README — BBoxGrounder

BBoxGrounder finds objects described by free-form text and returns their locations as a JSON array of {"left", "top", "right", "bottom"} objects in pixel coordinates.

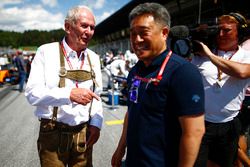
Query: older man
[{"left": 25, "top": 6, "right": 103, "bottom": 167}]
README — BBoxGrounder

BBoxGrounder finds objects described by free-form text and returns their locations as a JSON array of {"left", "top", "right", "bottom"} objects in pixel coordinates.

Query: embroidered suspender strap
[
  {"left": 59, "top": 44, "right": 66, "bottom": 88},
  {"left": 60, "top": 70, "right": 92, "bottom": 81},
  {"left": 58, "top": 43, "right": 93, "bottom": 82},
  {"left": 51, "top": 43, "right": 98, "bottom": 126}
]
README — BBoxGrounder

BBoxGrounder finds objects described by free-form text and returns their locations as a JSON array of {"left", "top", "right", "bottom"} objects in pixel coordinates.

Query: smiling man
[
  {"left": 25, "top": 6, "right": 103, "bottom": 167},
  {"left": 111, "top": 3, "right": 205, "bottom": 167}
]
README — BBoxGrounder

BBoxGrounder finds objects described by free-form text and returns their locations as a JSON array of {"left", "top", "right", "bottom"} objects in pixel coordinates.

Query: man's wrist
[{"left": 89, "top": 114, "right": 103, "bottom": 129}]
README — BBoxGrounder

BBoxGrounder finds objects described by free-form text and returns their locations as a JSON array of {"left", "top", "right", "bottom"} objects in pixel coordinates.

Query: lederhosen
[{"left": 38, "top": 42, "right": 97, "bottom": 167}]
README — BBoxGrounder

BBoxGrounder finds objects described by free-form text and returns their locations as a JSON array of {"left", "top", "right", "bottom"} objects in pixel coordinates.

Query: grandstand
[{"left": 91, "top": 0, "right": 249, "bottom": 56}]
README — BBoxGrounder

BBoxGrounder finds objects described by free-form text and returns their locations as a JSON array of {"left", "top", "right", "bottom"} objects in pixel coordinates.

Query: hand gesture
[{"left": 70, "top": 88, "right": 100, "bottom": 105}]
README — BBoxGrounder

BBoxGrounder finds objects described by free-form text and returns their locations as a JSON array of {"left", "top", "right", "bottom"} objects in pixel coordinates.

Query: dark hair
[{"left": 129, "top": 2, "right": 171, "bottom": 28}]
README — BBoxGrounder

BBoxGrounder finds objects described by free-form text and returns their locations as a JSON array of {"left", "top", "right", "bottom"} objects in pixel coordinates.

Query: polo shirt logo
[{"left": 192, "top": 94, "right": 200, "bottom": 103}]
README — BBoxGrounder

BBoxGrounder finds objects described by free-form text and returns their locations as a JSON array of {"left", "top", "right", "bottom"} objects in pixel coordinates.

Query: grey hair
[
  {"left": 65, "top": 5, "right": 94, "bottom": 25},
  {"left": 129, "top": 2, "right": 171, "bottom": 28}
]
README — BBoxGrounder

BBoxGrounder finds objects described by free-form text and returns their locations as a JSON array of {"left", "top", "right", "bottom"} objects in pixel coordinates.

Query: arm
[
  {"left": 237, "top": 135, "right": 250, "bottom": 166},
  {"left": 196, "top": 41, "right": 250, "bottom": 79},
  {"left": 111, "top": 112, "right": 128, "bottom": 167},
  {"left": 25, "top": 46, "right": 72, "bottom": 106},
  {"left": 178, "top": 114, "right": 205, "bottom": 167}
]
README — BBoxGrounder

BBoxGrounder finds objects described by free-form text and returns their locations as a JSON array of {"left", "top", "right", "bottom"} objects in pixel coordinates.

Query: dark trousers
[
  {"left": 238, "top": 96, "right": 250, "bottom": 134},
  {"left": 38, "top": 119, "right": 92, "bottom": 167},
  {"left": 18, "top": 71, "right": 26, "bottom": 92},
  {"left": 194, "top": 117, "right": 241, "bottom": 167}
]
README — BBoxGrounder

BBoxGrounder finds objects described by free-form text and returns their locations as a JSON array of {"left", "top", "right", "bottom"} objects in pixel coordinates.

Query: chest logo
[{"left": 192, "top": 94, "right": 201, "bottom": 103}]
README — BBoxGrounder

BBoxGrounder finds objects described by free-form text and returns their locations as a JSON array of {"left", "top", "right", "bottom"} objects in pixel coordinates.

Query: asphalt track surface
[{"left": 0, "top": 72, "right": 127, "bottom": 167}]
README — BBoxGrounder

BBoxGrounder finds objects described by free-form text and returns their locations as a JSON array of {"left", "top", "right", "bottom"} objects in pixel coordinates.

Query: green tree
[{"left": 0, "top": 29, "right": 65, "bottom": 48}]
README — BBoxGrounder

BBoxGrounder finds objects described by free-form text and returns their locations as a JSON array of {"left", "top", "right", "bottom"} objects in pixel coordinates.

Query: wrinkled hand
[
  {"left": 70, "top": 88, "right": 100, "bottom": 105},
  {"left": 111, "top": 146, "right": 126, "bottom": 167},
  {"left": 86, "top": 125, "right": 100, "bottom": 147}
]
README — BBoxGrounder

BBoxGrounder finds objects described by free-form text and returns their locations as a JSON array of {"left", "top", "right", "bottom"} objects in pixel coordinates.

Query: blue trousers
[{"left": 18, "top": 71, "right": 26, "bottom": 92}]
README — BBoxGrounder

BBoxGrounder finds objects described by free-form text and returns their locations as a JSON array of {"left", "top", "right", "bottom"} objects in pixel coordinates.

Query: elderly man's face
[
  {"left": 216, "top": 19, "right": 238, "bottom": 51},
  {"left": 65, "top": 8, "right": 95, "bottom": 52},
  {"left": 129, "top": 14, "right": 168, "bottom": 66}
]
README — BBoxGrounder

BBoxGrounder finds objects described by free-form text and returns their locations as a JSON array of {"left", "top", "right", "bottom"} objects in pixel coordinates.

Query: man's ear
[
  {"left": 162, "top": 26, "right": 169, "bottom": 40},
  {"left": 64, "top": 22, "right": 71, "bottom": 34}
]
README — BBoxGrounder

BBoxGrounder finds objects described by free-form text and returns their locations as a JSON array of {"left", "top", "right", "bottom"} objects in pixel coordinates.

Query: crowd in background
[
  {"left": 0, "top": 50, "right": 34, "bottom": 90},
  {"left": 102, "top": 48, "right": 138, "bottom": 90}
]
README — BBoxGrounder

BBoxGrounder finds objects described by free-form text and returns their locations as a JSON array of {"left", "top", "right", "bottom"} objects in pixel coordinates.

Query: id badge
[{"left": 129, "top": 78, "right": 141, "bottom": 103}]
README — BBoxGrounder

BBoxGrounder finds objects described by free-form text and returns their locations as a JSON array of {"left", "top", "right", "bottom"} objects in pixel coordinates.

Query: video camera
[
  {"left": 190, "top": 24, "right": 218, "bottom": 51},
  {"left": 169, "top": 24, "right": 219, "bottom": 58}
]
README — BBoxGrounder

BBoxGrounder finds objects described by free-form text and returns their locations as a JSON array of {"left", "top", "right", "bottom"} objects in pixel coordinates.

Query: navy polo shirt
[{"left": 125, "top": 49, "right": 204, "bottom": 167}]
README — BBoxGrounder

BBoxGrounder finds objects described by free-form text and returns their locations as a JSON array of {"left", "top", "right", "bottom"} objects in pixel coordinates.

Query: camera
[
  {"left": 169, "top": 24, "right": 218, "bottom": 58},
  {"left": 190, "top": 24, "right": 218, "bottom": 52}
]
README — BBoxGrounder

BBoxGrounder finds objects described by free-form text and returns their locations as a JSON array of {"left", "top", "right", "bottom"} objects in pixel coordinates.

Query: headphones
[
  {"left": 229, "top": 12, "right": 248, "bottom": 28},
  {"left": 228, "top": 12, "right": 248, "bottom": 42}
]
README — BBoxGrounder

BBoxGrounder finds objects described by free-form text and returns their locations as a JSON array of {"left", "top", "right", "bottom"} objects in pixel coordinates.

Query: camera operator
[
  {"left": 192, "top": 13, "right": 250, "bottom": 167},
  {"left": 193, "top": 41, "right": 250, "bottom": 78}
]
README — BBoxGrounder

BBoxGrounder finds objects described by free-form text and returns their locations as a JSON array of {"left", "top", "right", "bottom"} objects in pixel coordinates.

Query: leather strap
[
  {"left": 59, "top": 69, "right": 92, "bottom": 82},
  {"left": 59, "top": 45, "right": 66, "bottom": 87},
  {"left": 51, "top": 42, "right": 97, "bottom": 126},
  {"left": 50, "top": 43, "right": 65, "bottom": 127}
]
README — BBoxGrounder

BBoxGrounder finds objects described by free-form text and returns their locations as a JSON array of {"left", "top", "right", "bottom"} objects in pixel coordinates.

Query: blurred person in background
[
  {"left": 13, "top": 50, "right": 27, "bottom": 92},
  {"left": 104, "top": 51, "right": 128, "bottom": 90},
  {"left": 124, "top": 48, "right": 138, "bottom": 71}
]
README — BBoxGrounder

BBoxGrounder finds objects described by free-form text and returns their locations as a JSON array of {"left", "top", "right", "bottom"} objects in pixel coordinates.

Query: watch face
[{"left": 59, "top": 67, "right": 67, "bottom": 77}]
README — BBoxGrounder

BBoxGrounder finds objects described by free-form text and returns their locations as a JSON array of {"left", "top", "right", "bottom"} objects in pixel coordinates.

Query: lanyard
[
  {"left": 60, "top": 42, "right": 85, "bottom": 87},
  {"left": 135, "top": 50, "right": 172, "bottom": 87},
  {"left": 217, "top": 49, "right": 236, "bottom": 81}
]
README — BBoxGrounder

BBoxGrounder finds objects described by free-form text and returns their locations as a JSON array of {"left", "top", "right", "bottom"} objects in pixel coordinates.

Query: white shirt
[
  {"left": 25, "top": 39, "right": 103, "bottom": 128},
  {"left": 241, "top": 39, "right": 250, "bottom": 96},
  {"left": 109, "top": 57, "right": 128, "bottom": 78},
  {"left": 192, "top": 46, "right": 250, "bottom": 123},
  {"left": 124, "top": 50, "right": 138, "bottom": 69},
  {"left": 242, "top": 39, "right": 250, "bottom": 51}
]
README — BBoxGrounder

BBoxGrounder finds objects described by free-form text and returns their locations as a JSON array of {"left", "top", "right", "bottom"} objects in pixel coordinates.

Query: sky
[{"left": 0, "top": 0, "right": 131, "bottom": 32}]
